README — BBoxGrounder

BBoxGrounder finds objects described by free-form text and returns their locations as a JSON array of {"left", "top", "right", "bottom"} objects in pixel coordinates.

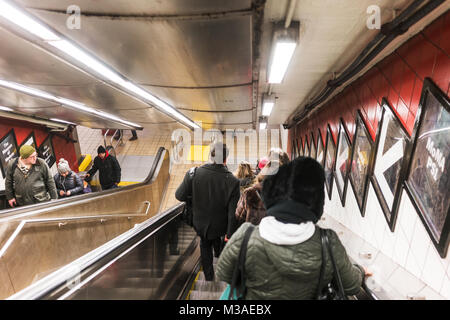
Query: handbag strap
[
  {"left": 229, "top": 225, "right": 255, "bottom": 299},
  {"left": 317, "top": 228, "right": 327, "bottom": 298},
  {"left": 322, "top": 229, "right": 347, "bottom": 299}
]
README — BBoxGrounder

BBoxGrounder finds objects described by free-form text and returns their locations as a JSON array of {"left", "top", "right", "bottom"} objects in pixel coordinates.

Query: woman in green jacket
[{"left": 216, "top": 156, "right": 368, "bottom": 299}]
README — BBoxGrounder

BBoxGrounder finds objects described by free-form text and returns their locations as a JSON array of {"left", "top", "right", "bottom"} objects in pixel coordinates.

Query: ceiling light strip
[
  {"left": 0, "top": 0, "right": 199, "bottom": 129},
  {"left": 0, "top": 79, "right": 139, "bottom": 129}
]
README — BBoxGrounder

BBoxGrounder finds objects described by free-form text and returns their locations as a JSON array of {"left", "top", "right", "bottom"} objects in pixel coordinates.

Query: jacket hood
[{"left": 256, "top": 217, "right": 319, "bottom": 277}]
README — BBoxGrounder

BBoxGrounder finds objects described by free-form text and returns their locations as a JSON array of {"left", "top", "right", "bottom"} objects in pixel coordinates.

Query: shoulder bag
[
  {"left": 219, "top": 225, "right": 255, "bottom": 300},
  {"left": 181, "top": 167, "right": 197, "bottom": 227},
  {"left": 316, "top": 228, "right": 348, "bottom": 300}
]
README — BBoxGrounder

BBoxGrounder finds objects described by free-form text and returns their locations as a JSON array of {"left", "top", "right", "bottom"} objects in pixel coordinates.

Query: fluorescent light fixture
[
  {"left": 0, "top": 0, "right": 60, "bottom": 41},
  {"left": 262, "top": 94, "right": 275, "bottom": 117},
  {"left": 0, "top": 0, "right": 199, "bottom": 129},
  {"left": 259, "top": 122, "right": 267, "bottom": 130},
  {"left": 0, "top": 79, "right": 141, "bottom": 129},
  {"left": 268, "top": 42, "right": 297, "bottom": 83},
  {"left": 49, "top": 40, "right": 125, "bottom": 85},
  {"left": 0, "top": 105, "right": 13, "bottom": 111},
  {"left": 0, "top": 79, "right": 55, "bottom": 101},
  {"left": 267, "top": 22, "right": 299, "bottom": 84},
  {"left": 50, "top": 118, "right": 76, "bottom": 126}
]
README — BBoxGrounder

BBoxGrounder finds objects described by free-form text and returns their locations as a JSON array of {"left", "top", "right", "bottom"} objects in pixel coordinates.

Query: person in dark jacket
[
  {"left": 85, "top": 146, "right": 121, "bottom": 190},
  {"left": 53, "top": 158, "right": 84, "bottom": 198},
  {"left": 175, "top": 142, "right": 240, "bottom": 281},
  {"left": 217, "top": 156, "right": 370, "bottom": 299}
]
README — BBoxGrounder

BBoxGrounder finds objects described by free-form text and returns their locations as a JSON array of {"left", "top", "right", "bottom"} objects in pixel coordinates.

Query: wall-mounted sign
[
  {"left": 19, "top": 132, "right": 37, "bottom": 151},
  {"left": 335, "top": 120, "right": 352, "bottom": 207},
  {"left": 310, "top": 132, "right": 317, "bottom": 160},
  {"left": 371, "top": 99, "right": 411, "bottom": 231},
  {"left": 404, "top": 78, "right": 449, "bottom": 258},
  {"left": 316, "top": 129, "right": 325, "bottom": 167},
  {"left": 38, "top": 135, "right": 56, "bottom": 168},
  {"left": 348, "top": 111, "right": 375, "bottom": 217},
  {"left": 324, "top": 124, "right": 336, "bottom": 200},
  {"left": 0, "top": 129, "right": 18, "bottom": 178}
]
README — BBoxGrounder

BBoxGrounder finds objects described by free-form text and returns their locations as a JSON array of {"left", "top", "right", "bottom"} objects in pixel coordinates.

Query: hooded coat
[
  {"left": 216, "top": 220, "right": 364, "bottom": 299},
  {"left": 87, "top": 151, "right": 121, "bottom": 189},
  {"left": 216, "top": 157, "right": 364, "bottom": 299}
]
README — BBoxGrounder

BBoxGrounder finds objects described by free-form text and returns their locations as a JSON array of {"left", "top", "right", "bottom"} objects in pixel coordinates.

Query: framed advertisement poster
[
  {"left": 0, "top": 129, "right": 18, "bottom": 178},
  {"left": 371, "top": 99, "right": 412, "bottom": 231},
  {"left": 304, "top": 135, "right": 310, "bottom": 157},
  {"left": 38, "top": 135, "right": 56, "bottom": 168},
  {"left": 348, "top": 111, "right": 375, "bottom": 217},
  {"left": 404, "top": 78, "right": 450, "bottom": 258},
  {"left": 310, "top": 132, "right": 317, "bottom": 160},
  {"left": 324, "top": 124, "right": 336, "bottom": 200},
  {"left": 316, "top": 129, "right": 325, "bottom": 167},
  {"left": 19, "top": 132, "right": 37, "bottom": 150},
  {"left": 334, "top": 120, "right": 352, "bottom": 207}
]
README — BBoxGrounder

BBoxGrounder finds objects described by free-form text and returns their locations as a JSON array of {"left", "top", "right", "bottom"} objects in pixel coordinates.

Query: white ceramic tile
[
  {"left": 397, "top": 190, "right": 418, "bottom": 243},
  {"left": 440, "top": 277, "right": 450, "bottom": 300},
  {"left": 387, "top": 267, "right": 426, "bottom": 299},
  {"left": 380, "top": 226, "right": 396, "bottom": 260},
  {"left": 409, "top": 220, "right": 431, "bottom": 273},
  {"left": 421, "top": 244, "right": 446, "bottom": 293},
  {"left": 392, "top": 228, "right": 410, "bottom": 268},
  {"left": 405, "top": 250, "right": 423, "bottom": 279},
  {"left": 417, "top": 285, "right": 446, "bottom": 300}
]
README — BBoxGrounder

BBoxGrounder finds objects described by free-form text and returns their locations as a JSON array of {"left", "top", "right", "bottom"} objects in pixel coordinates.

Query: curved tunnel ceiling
[{"left": 0, "top": 0, "right": 447, "bottom": 132}]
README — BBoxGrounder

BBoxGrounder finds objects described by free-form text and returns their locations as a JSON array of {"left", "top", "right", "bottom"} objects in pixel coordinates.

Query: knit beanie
[
  {"left": 97, "top": 145, "right": 106, "bottom": 154},
  {"left": 57, "top": 158, "right": 71, "bottom": 174},
  {"left": 19, "top": 145, "right": 36, "bottom": 159}
]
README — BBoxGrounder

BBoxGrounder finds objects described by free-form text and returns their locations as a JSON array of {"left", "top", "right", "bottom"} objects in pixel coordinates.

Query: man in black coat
[
  {"left": 86, "top": 146, "right": 121, "bottom": 190},
  {"left": 175, "top": 142, "right": 240, "bottom": 281}
]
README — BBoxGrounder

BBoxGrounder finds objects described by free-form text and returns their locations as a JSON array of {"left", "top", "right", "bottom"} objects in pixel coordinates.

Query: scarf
[{"left": 266, "top": 199, "right": 319, "bottom": 224}]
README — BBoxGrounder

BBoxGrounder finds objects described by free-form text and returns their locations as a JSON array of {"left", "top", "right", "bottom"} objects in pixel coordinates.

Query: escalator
[{"left": 7, "top": 204, "right": 378, "bottom": 300}]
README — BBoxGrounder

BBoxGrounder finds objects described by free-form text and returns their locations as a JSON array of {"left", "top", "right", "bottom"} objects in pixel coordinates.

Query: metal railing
[
  {"left": 7, "top": 203, "right": 185, "bottom": 300},
  {"left": 0, "top": 201, "right": 151, "bottom": 259}
]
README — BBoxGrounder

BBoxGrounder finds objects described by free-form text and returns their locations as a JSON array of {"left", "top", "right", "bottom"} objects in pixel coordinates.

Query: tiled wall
[{"left": 289, "top": 11, "right": 450, "bottom": 299}]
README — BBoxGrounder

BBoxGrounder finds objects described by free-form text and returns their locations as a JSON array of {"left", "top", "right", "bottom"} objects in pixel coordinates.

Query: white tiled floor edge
[{"left": 322, "top": 179, "right": 450, "bottom": 300}]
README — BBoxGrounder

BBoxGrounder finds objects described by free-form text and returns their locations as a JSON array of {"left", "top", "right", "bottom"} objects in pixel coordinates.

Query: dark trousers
[
  {"left": 199, "top": 236, "right": 224, "bottom": 281},
  {"left": 102, "top": 184, "right": 118, "bottom": 190}
]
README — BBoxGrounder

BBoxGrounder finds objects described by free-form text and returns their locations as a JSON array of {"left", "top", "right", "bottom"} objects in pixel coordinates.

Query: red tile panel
[
  {"left": 409, "top": 78, "right": 423, "bottom": 117},
  {"left": 292, "top": 12, "right": 449, "bottom": 160},
  {"left": 432, "top": 50, "right": 450, "bottom": 94}
]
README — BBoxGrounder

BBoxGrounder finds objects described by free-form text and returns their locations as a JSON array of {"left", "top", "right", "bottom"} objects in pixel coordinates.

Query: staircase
[{"left": 187, "top": 257, "right": 228, "bottom": 300}]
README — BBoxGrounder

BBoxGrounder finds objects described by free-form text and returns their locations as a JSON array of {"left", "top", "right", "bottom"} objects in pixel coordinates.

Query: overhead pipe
[
  {"left": 287, "top": 0, "right": 445, "bottom": 128},
  {"left": 284, "top": 0, "right": 298, "bottom": 28}
]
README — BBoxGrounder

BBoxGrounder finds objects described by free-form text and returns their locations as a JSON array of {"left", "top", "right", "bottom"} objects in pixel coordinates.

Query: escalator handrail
[
  {"left": 0, "top": 201, "right": 151, "bottom": 259},
  {"left": 0, "top": 147, "right": 167, "bottom": 223},
  {"left": 7, "top": 202, "right": 185, "bottom": 300}
]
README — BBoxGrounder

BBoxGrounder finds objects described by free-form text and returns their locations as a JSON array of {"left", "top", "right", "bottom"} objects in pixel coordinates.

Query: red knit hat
[{"left": 258, "top": 156, "right": 269, "bottom": 170}]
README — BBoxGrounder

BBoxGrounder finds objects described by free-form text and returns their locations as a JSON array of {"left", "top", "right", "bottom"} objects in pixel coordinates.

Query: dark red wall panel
[{"left": 291, "top": 10, "right": 450, "bottom": 146}]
